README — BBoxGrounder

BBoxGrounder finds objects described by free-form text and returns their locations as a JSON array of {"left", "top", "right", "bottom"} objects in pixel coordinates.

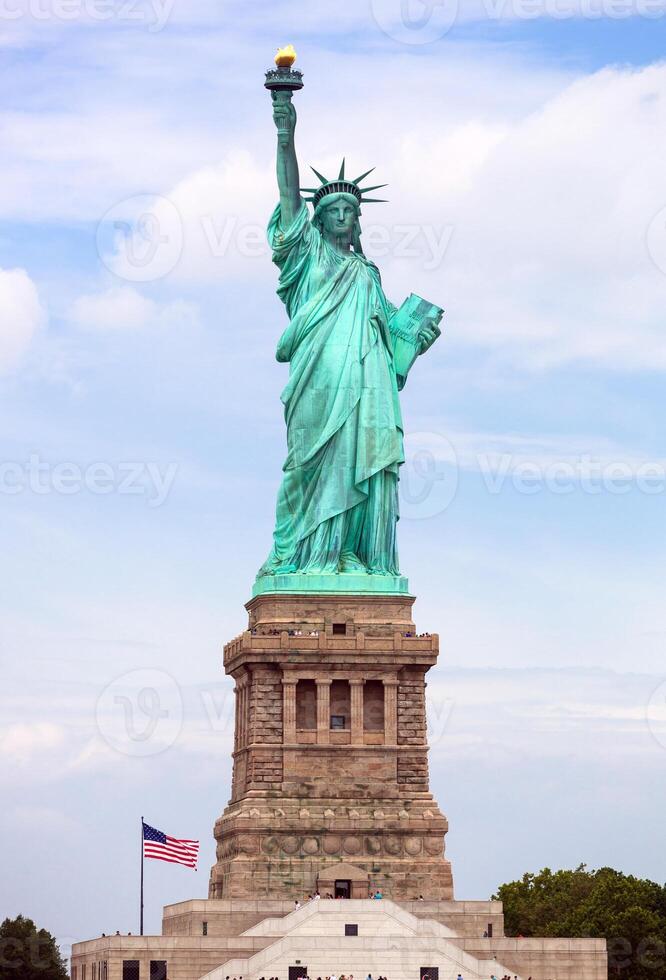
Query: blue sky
[{"left": 1, "top": 0, "right": 666, "bottom": 957}]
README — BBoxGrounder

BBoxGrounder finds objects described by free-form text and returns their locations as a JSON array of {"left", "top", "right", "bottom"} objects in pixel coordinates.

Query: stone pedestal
[
  {"left": 72, "top": 592, "right": 608, "bottom": 980},
  {"left": 209, "top": 592, "right": 453, "bottom": 901}
]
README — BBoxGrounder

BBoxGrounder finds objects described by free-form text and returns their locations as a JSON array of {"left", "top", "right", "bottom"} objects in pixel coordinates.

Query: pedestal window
[
  {"left": 296, "top": 679, "right": 317, "bottom": 730},
  {"left": 329, "top": 679, "right": 350, "bottom": 729},
  {"left": 363, "top": 679, "right": 384, "bottom": 731}
]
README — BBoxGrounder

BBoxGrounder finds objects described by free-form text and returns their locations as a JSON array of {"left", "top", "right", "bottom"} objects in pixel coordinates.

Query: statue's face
[{"left": 319, "top": 198, "right": 358, "bottom": 237}]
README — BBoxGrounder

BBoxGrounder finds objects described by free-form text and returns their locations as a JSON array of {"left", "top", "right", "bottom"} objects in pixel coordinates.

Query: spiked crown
[{"left": 301, "top": 159, "right": 388, "bottom": 210}]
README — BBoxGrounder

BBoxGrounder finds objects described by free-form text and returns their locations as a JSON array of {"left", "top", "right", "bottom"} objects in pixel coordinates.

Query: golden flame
[{"left": 275, "top": 44, "right": 297, "bottom": 68}]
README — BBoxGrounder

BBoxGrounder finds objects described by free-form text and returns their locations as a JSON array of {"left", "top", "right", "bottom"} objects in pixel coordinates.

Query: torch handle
[
  {"left": 272, "top": 90, "right": 293, "bottom": 130},
  {"left": 271, "top": 90, "right": 294, "bottom": 147}
]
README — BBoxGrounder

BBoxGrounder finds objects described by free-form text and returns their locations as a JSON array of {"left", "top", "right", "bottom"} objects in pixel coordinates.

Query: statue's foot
[
  {"left": 339, "top": 552, "right": 367, "bottom": 574},
  {"left": 365, "top": 562, "right": 400, "bottom": 576},
  {"left": 258, "top": 561, "right": 298, "bottom": 576}
]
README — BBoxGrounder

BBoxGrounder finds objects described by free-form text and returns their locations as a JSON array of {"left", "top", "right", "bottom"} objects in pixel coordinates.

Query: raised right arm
[{"left": 272, "top": 93, "right": 302, "bottom": 227}]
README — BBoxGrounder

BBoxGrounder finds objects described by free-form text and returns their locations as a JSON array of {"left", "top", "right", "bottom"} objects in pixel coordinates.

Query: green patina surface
[
  {"left": 252, "top": 571, "right": 411, "bottom": 599},
  {"left": 255, "top": 67, "right": 442, "bottom": 598}
]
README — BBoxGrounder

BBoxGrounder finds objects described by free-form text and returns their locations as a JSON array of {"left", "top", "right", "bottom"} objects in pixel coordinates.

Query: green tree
[
  {"left": 0, "top": 915, "right": 68, "bottom": 980},
  {"left": 494, "top": 865, "right": 666, "bottom": 979}
]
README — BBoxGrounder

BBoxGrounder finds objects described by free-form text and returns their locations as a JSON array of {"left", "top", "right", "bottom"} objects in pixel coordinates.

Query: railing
[{"left": 224, "top": 630, "right": 439, "bottom": 659}]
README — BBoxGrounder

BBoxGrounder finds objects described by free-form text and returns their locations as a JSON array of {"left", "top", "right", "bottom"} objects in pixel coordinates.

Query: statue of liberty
[{"left": 256, "top": 51, "right": 443, "bottom": 596}]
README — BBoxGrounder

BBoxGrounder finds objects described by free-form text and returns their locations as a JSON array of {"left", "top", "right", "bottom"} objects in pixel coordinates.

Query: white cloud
[
  {"left": 427, "top": 666, "right": 663, "bottom": 764},
  {"left": 0, "top": 267, "right": 45, "bottom": 372},
  {"left": 0, "top": 105, "right": 226, "bottom": 222},
  {"left": 102, "top": 152, "right": 275, "bottom": 284},
  {"left": 69, "top": 286, "right": 199, "bottom": 331},
  {"left": 7, "top": 804, "right": 81, "bottom": 836},
  {"left": 383, "top": 63, "right": 666, "bottom": 370},
  {"left": 0, "top": 722, "right": 66, "bottom": 763}
]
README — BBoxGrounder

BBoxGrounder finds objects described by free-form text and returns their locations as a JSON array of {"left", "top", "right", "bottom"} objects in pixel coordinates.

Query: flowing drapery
[{"left": 259, "top": 201, "right": 403, "bottom": 576}]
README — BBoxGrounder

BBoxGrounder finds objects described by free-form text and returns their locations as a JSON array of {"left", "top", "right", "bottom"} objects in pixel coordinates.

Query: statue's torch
[{"left": 264, "top": 45, "right": 303, "bottom": 145}]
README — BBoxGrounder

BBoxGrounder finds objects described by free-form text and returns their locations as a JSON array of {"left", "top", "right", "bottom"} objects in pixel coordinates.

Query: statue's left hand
[{"left": 417, "top": 318, "right": 441, "bottom": 354}]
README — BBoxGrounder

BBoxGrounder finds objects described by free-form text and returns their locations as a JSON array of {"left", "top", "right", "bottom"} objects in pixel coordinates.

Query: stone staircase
[
  {"left": 199, "top": 899, "right": 521, "bottom": 980},
  {"left": 240, "top": 899, "right": 458, "bottom": 939}
]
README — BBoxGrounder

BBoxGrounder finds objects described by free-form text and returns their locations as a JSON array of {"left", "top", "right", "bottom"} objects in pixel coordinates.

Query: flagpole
[{"left": 140, "top": 816, "right": 144, "bottom": 937}]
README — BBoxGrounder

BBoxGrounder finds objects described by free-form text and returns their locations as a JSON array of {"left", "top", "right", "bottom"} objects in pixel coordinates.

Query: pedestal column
[
  {"left": 350, "top": 677, "right": 364, "bottom": 744},
  {"left": 234, "top": 683, "right": 240, "bottom": 751},
  {"left": 237, "top": 679, "right": 249, "bottom": 748},
  {"left": 245, "top": 680, "right": 251, "bottom": 746},
  {"left": 316, "top": 678, "right": 331, "bottom": 744},
  {"left": 384, "top": 679, "right": 399, "bottom": 744},
  {"left": 282, "top": 676, "right": 297, "bottom": 743}
]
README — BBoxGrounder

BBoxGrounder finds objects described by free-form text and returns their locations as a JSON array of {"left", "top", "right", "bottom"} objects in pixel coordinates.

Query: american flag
[{"left": 142, "top": 822, "right": 199, "bottom": 869}]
